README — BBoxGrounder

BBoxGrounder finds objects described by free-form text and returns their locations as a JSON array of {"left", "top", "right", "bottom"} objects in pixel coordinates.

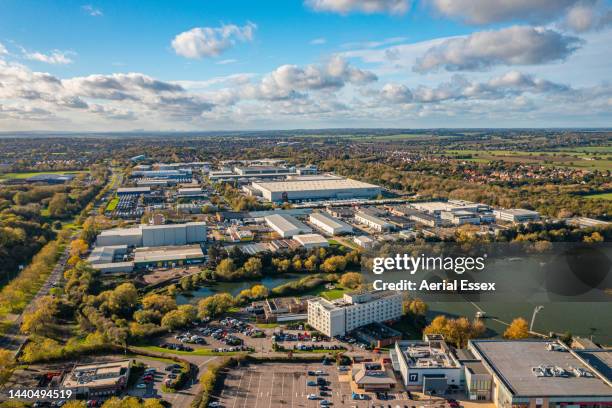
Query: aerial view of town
[{"left": 0, "top": 1, "right": 611, "bottom": 408}]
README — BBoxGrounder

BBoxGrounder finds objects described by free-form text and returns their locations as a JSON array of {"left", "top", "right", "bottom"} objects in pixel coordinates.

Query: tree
[
  {"left": 69, "top": 239, "right": 89, "bottom": 257},
  {"left": 504, "top": 317, "right": 530, "bottom": 339},
  {"left": 48, "top": 193, "right": 70, "bottom": 218},
  {"left": 106, "top": 283, "right": 138, "bottom": 316},
  {"left": 142, "top": 294, "right": 176, "bottom": 314},
  {"left": 243, "top": 257, "right": 263, "bottom": 276},
  {"left": 339, "top": 272, "right": 363, "bottom": 289},
  {"left": 215, "top": 258, "right": 237, "bottom": 278},
  {"left": 321, "top": 256, "right": 347, "bottom": 273},
  {"left": 198, "top": 293, "right": 234, "bottom": 319},
  {"left": 250, "top": 284, "right": 269, "bottom": 299},
  {"left": 423, "top": 315, "right": 485, "bottom": 347},
  {"left": 403, "top": 298, "right": 428, "bottom": 317}
]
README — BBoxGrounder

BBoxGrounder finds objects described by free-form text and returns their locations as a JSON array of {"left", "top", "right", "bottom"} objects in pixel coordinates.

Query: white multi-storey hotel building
[{"left": 307, "top": 291, "right": 403, "bottom": 337}]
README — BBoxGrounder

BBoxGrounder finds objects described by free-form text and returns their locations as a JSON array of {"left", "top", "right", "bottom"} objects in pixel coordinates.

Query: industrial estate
[{"left": 0, "top": 130, "right": 610, "bottom": 408}]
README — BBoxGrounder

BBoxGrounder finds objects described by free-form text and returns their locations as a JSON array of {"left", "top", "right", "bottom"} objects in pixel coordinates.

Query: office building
[
  {"left": 309, "top": 212, "right": 353, "bottom": 235},
  {"left": 95, "top": 222, "right": 206, "bottom": 247},
  {"left": 307, "top": 291, "right": 402, "bottom": 337},
  {"left": 493, "top": 208, "right": 540, "bottom": 223},
  {"left": 250, "top": 177, "right": 381, "bottom": 202},
  {"left": 355, "top": 211, "right": 394, "bottom": 232},
  {"left": 264, "top": 214, "right": 312, "bottom": 238},
  {"left": 391, "top": 334, "right": 464, "bottom": 394}
]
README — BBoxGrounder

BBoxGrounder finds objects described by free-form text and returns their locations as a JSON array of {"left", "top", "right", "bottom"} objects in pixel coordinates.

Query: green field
[
  {"left": 442, "top": 149, "right": 612, "bottom": 171},
  {"left": 105, "top": 196, "right": 119, "bottom": 211},
  {"left": 0, "top": 170, "right": 85, "bottom": 180},
  {"left": 583, "top": 192, "right": 612, "bottom": 200}
]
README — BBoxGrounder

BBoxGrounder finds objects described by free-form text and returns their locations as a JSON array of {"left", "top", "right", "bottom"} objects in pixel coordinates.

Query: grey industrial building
[
  {"left": 309, "top": 211, "right": 353, "bottom": 235},
  {"left": 95, "top": 222, "right": 207, "bottom": 247},
  {"left": 264, "top": 214, "right": 312, "bottom": 238},
  {"left": 250, "top": 177, "right": 381, "bottom": 202}
]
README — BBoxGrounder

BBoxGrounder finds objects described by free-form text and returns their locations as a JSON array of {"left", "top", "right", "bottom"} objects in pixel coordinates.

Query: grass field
[
  {"left": 443, "top": 149, "right": 612, "bottom": 171},
  {"left": 320, "top": 287, "right": 348, "bottom": 300},
  {"left": 0, "top": 170, "right": 85, "bottom": 180},
  {"left": 583, "top": 192, "right": 612, "bottom": 200},
  {"left": 105, "top": 196, "right": 119, "bottom": 211}
]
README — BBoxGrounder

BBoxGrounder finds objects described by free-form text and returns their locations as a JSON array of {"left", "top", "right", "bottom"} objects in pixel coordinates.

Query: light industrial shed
[
  {"left": 264, "top": 214, "right": 312, "bottom": 238},
  {"left": 251, "top": 177, "right": 381, "bottom": 202}
]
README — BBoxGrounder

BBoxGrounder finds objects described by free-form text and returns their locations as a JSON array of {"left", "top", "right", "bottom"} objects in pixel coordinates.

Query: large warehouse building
[
  {"left": 309, "top": 211, "right": 353, "bottom": 235},
  {"left": 264, "top": 214, "right": 312, "bottom": 238},
  {"left": 96, "top": 222, "right": 207, "bottom": 247},
  {"left": 250, "top": 176, "right": 381, "bottom": 202}
]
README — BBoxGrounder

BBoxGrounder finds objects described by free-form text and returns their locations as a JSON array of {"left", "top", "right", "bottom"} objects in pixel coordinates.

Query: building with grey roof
[
  {"left": 468, "top": 339, "right": 612, "bottom": 407},
  {"left": 264, "top": 214, "right": 312, "bottom": 238},
  {"left": 309, "top": 211, "right": 353, "bottom": 235},
  {"left": 251, "top": 177, "right": 381, "bottom": 202}
]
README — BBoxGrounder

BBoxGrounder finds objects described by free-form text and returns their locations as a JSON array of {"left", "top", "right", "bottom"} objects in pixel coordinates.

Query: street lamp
[{"left": 530, "top": 305, "right": 544, "bottom": 332}]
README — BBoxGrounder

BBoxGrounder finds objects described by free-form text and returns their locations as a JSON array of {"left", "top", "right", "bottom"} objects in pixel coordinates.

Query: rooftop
[
  {"left": 133, "top": 244, "right": 204, "bottom": 263},
  {"left": 252, "top": 177, "right": 379, "bottom": 192},
  {"left": 294, "top": 233, "right": 328, "bottom": 246},
  {"left": 471, "top": 340, "right": 612, "bottom": 397},
  {"left": 264, "top": 214, "right": 312, "bottom": 233},
  {"left": 62, "top": 360, "right": 130, "bottom": 389},
  {"left": 310, "top": 211, "right": 353, "bottom": 229}
]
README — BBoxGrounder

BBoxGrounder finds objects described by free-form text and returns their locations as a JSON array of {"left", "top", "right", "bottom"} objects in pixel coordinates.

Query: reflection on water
[{"left": 175, "top": 274, "right": 302, "bottom": 305}]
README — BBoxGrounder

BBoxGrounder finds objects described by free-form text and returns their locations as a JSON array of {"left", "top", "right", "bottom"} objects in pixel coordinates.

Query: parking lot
[{"left": 212, "top": 361, "right": 464, "bottom": 408}]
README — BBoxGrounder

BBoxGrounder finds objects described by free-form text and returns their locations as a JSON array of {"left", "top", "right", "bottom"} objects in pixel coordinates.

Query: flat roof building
[
  {"left": 493, "top": 208, "right": 540, "bottom": 223},
  {"left": 354, "top": 235, "right": 375, "bottom": 249},
  {"left": 251, "top": 177, "right": 381, "bottom": 202},
  {"left": 468, "top": 340, "right": 612, "bottom": 407},
  {"left": 355, "top": 211, "right": 394, "bottom": 232},
  {"left": 264, "top": 214, "right": 312, "bottom": 238},
  {"left": 177, "top": 187, "right": 205, "bottom": 197},
  {"left": 117, "top": 187, "right": 150, "bottom": 195},
  {"left": 307, "top": 291, "right": 402, "bottom": 337},
  {"left": 95, "top": 222, "right": 206, "bottom": 247},
  {"left": 62, "top": 360, "right": 131, "bottom": 399},
  {"left": 293, "top": 233, "right": 329, "bottom": 249},
  {"left": 309, "top": 211, "right": 353, "bottom": 235},
  {"left": 392, "top": 335, "right": 464, "bottom": 394},
  {"left": 133, "top": 244, "right": 205, "bottom": 268}
]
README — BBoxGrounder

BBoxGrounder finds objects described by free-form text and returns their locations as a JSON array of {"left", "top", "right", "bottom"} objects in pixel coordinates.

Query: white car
[
  {"left": 307, "top": 394, "right": 318, "bottom": 400},
  {"left": 136, "top": 383, "right": 146, "bottom": 389}
]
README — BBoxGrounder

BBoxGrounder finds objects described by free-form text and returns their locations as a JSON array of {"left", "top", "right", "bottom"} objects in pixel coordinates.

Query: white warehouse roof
[
  {"left": 264, "top": 214, "right": 312, "bottom": 238},
  {"left": 309, "top": 212, "right": 353, "bottom": 234},
  {"left": 253, "top": 178, "right": 378, "bottom": 193}
]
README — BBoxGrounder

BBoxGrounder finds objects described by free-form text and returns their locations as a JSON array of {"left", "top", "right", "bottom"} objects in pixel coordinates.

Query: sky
[{"left": 0, "top": 0, "right": 611, "bottom": 131}]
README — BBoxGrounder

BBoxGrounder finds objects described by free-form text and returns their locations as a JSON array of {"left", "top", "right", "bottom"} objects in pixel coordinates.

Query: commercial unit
[
  {"left": 264, "top": 214, "right": 312, "bottom": 238},
  {"left": 176, "top": 187, "right": 205, "bottom": 198},
  {"left": 493, "top": 208, "right": 540, "bottom": 223},
  {"left": 441, "top": 210, "right": 481, "bottom": 225},
  {"left": 351, "top": 361, "right": 397, "bottom": 392},
  {"left": 309, "top": 211, "right": 353, "bottom": 235},
  {"left": 62, "top": 360, "right": 131, "bottom": 399},
  {"left": 87, "top": 245, "right": 128, "bottom": 265},
  {"left": 251, "top": 177, "right": 381, "bottom": 202},
  {"left": 25, "top": 173, "right": 75, "bottom": 184},
  {"left": 133, "top": 244, "right": 205, "bottom": 268},
  {"left": 565, "top": 217, "right": 610, "bottom": 228},
  {"left": 307, "top": 291, "right": 402, "bottom": 337},
  {"left": 131, "top": 169, "right": 191, "bottom": 180},
  {"left": 234, "top": 165, "right": 294, "bottom": 176},
  {"left": 391, "top": 335, "right": 464, "bottom": 394},
  {"left": 293, "top": 233, "right": 329, "bottom": 249},
  {"left": 116, "top": 187, "right": 150, "bottom": 195},
  {"left": 355, "top": 211, "right": 394, "bottom": 232},
  {"left": 354, "top": 235, "right": 375, "bottom": 249},
  {"left": 95, "top": 222, "right": 207, "bottom": 247},
  {"left": 468, "top": 339, "right": 612, "bottom": 407}
]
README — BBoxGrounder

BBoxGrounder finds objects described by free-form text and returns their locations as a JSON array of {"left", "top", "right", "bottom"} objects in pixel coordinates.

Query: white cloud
[
  {"left": 562, "top": 1, "right": 612, "bottom": 32},
  {"left": 305, "top": 0, "right": 410, "bottom": 15},
  {"left": 430, "top": 0, "right": 580, "bottom": 25},
  {"left": 216, "top": 59, "right": 238, "bottom": 65},
  {"left": 310, "top": 37, "right": 327, "bottom": 45},
  {"left": 82, "top": 4, "right": 103, "bottom": 17},
  {"left": 23, "top": 50, "right": 74, "bottom": 65},
  {"left": 171, "top": 23, "right": 256, "bottom": 59},
  {"left": 378, "top": 71, "right": 571, "bottom": 104},
  {"left": 0, "top": 42, "right": 7, "bottom": 55},
  {"left": 414, "top": 26, "right": 582, "bottom": 72},
  {"left": 242, "top": 56, "right": 377, "bottom": 100}
]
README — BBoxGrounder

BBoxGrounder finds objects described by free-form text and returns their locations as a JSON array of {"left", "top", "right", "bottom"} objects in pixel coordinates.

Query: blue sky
[{"left": 0, "top": 0, "right": 611, "bottom": 130}]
